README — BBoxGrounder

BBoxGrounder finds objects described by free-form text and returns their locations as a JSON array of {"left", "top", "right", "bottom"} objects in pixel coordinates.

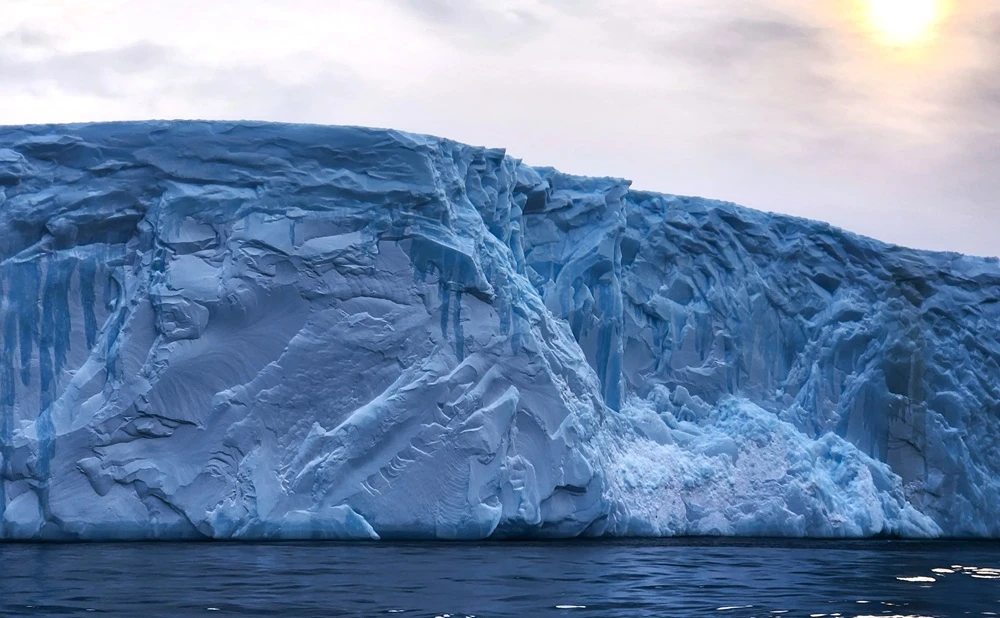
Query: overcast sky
[{"left": 1, "top": 0, "right": 997, "bottom": 256}]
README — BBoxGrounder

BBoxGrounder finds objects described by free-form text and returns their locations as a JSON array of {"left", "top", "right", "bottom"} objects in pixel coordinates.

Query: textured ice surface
[{"left": 0, "top": 121, "right": 997, "bottom": 540}]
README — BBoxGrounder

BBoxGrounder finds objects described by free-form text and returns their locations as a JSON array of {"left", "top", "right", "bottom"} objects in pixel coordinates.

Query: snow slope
[{"left": 0, "top": 121, "right": 996, "bottom": 540}]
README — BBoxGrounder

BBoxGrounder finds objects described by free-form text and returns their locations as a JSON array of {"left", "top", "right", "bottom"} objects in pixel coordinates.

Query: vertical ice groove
[
  {"left": 78, "top": 257, "right": 99, "bottom": 349},
  {"left": 12, "top": 261, "right": 41, "bottom": 387},
  {"left": 0, "top": 272, "right": 10, "bottom": 524}
]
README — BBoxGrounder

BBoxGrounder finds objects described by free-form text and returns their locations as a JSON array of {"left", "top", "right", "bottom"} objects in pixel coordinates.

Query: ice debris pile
[{"left": 1, "top": 121, "right": 997, "bottom": 540}]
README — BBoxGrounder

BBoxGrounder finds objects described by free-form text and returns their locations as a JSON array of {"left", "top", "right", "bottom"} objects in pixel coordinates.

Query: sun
[{"left": 863, "top": 0, "right": 946, "bottom": 47}]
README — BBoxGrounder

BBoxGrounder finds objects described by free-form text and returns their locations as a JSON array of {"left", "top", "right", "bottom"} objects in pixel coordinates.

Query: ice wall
[
  {"left": 616, "top": 193, "right": 1000, "bottom": 536},
  {"left": 0, "top": 121, "right": 996, "bottom": 540}
]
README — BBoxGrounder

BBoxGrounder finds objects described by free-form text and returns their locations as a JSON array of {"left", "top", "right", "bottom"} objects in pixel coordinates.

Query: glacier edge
[{"left": 0, "top": 121, "right": 997, "bottom": 540}]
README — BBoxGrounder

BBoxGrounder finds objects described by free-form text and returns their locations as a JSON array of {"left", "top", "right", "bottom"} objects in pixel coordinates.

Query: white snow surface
[{"left": 0, "top": 121, "right": 997, "bottom": 540}]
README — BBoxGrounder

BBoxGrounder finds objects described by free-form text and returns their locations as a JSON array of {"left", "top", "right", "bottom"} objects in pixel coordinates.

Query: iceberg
[{"left": 0, "top": 121, "right": 996, "bottom": 540}]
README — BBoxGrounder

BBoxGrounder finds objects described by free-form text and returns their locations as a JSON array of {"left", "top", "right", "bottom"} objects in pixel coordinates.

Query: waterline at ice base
[{"left": 1, "top": 121, "right": 997, "bottom": 541}]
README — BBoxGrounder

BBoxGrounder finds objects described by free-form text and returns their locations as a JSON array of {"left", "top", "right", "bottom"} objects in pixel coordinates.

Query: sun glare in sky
[{"left": 863, "top": 0, "right": 947, "bottom": 46}]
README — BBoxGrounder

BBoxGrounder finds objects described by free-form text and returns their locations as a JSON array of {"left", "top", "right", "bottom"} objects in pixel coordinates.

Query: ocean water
[{"left": 0, "top": 539, "right": 997, "bottom": 617}]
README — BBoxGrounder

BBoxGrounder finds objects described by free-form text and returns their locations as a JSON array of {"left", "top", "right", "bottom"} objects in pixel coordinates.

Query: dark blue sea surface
[{"left": 0, "top": 539, "right": 997, "bottom": 617}]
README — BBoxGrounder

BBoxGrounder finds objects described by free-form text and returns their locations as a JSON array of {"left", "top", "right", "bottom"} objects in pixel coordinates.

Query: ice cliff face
[{"left": 0, "top": 121, "right": 997, "bottom": 540}]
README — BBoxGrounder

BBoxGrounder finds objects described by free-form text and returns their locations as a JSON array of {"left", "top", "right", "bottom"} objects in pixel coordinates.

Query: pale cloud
[{"left": 0, "top": 0, "right": 996, "bottom": 256}]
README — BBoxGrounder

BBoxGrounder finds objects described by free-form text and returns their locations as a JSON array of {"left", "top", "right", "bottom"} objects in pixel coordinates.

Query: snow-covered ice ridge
[{"left": 1, "top": 121, "right": 997, "bottom": 541}]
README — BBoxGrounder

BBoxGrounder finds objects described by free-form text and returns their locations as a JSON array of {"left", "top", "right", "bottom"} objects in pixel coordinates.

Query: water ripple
[{"left": 0, "top": 540, "right": 997, "bottom": 617}]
